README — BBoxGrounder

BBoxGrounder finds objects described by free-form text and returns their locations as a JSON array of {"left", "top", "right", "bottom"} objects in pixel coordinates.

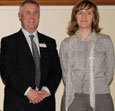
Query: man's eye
[
  {"left": 34, "top": 12, "right": 38, "bottom": 15},
  {"left": 26, "top": 12, "right": 31, "bottom": 14}
]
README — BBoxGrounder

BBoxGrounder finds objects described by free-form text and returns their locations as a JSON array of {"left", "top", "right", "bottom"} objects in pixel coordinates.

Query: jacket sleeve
[
  {"left": 43, "top": 39, "right": 62, "bottom": 95},
  {"left": 0, "top": 38, "right": 29, "bottom": 96},
  {"left": 59, "top": 39, "right": 68, "bottom": 85},
  {"left": 105, "top": 36, "right": 115, "bottom": 84}
]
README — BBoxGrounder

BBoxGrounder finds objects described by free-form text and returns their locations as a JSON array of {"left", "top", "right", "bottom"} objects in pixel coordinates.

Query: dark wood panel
[{"left": 0, "top": 0, "right": 115, "bottom": 6}]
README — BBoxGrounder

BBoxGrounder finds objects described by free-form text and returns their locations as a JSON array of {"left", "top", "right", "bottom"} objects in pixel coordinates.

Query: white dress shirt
[{"left": 21, "top": 28, "right": 50, "bottom": 96}]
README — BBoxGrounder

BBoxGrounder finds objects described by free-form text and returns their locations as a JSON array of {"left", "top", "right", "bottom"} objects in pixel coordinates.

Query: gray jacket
[{"left": 59, "top": 33, "right": 115, "bottom": 94}]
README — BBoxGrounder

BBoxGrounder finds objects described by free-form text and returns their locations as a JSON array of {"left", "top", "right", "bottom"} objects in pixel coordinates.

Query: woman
[{"left": 59, "top": 0, "right": 115, "bottom": 111}]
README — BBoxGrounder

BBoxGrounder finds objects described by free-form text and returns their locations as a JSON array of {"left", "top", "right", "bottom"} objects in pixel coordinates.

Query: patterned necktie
[{"left": 29, "top": 35, "right": 41, "bottom": 88}]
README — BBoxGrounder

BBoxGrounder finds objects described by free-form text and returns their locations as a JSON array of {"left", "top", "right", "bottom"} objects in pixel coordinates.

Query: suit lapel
[
  {"left": 17, "top": 30, "right": 33, "bottom": 59},
  {"left": 37, "top": 32, "right": 48, "bottom": 75},
  {"left": 17, "top": 31, "right": 47, "bottom": 62},
  {"left": 37, "top": 32, "right": 47, "bottom": 58}
]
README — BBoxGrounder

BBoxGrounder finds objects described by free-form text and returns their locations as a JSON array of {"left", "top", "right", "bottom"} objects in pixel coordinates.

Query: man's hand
[
  {"left": 26, "top": 88, "right": 43, "bottom": 104},
  {"left": 38, "top": 90, "right": 49, "bottom": 99}
]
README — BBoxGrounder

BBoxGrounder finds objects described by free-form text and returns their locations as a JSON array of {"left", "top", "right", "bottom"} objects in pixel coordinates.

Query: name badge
[{"left": 39, "top": 43, "right": 47, "bottom": 48}]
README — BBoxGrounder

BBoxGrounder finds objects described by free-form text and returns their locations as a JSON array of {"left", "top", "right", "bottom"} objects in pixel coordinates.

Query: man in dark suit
[{"left": 0, "top": 0, "right": 62, "bottom": 111}]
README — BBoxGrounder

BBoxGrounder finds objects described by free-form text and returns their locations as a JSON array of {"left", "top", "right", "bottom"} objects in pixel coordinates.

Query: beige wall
[{"left": 0, "top": 6, "right": 115, "bottom": 111}]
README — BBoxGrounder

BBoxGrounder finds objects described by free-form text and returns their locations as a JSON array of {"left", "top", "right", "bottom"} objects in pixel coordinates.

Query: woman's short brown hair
[{"left": 67, "top": 0, "right": 101, "bottom": 36}]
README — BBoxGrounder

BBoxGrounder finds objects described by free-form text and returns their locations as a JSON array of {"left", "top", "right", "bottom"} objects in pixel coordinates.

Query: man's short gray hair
[{"left": 19, "top": 0, "right": 40, "bottom": 13}]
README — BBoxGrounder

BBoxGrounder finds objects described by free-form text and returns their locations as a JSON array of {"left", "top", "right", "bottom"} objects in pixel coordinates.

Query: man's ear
[{"left": 18, "top": 12, "right": 21, "bottom": 21}]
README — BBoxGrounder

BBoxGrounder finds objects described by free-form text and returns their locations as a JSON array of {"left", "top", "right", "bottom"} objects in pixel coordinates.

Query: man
[{"left": 0, "top": 0, "right": 62, "bottom": 111}]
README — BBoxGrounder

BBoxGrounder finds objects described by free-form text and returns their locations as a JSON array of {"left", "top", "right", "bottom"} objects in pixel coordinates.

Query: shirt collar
[{"left": 21, "top": 28, "right": 38, "bottom": 38}]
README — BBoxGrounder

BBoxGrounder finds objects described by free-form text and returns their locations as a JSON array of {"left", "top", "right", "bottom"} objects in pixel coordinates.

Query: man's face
[{"left": 18, "top": 3, "right": 40, "bottom": 33}]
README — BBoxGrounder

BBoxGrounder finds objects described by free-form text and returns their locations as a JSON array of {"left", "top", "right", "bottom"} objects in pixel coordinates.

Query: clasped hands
[{"left": 26, "top": 88, "right": 48, "bottom": 104}]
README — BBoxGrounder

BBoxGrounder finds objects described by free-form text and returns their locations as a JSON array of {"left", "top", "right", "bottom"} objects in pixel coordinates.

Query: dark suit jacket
[{"left": 0, "top": 30, "right": 62, "bottom": 111}]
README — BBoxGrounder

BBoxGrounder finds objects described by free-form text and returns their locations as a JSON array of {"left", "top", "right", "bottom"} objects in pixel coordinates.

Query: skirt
[{"left": 61, "top": 93, "right": 114, "bottom": 111}]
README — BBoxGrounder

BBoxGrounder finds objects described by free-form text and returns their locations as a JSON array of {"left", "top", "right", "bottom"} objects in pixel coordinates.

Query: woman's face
[{"left": 76, "top": 8, "right": 94, "bottom": 30}]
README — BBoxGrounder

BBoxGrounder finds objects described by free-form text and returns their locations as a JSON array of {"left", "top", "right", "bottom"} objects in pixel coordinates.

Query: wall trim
[{"left": 0, "top": 6, "right": 115, "bottom": 11}]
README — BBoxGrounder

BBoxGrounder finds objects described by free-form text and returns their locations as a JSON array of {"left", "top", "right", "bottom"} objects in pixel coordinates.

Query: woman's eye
[
  {"left": 78, "top": 12, "right": 83, "bottom": 14},
  {"left": 88, "top": 12, "right": 91, "bottom": 14},
  {"left": 87, "top": 12, "right": 93, "bottom": 15}
]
